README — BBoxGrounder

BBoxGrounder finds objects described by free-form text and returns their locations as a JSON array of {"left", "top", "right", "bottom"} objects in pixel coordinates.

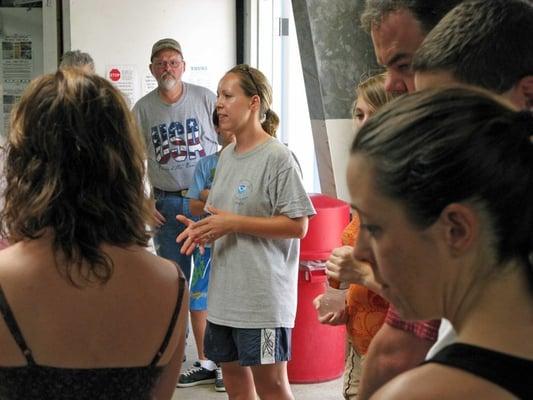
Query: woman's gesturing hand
[{"left": 175, "top": 205, "right": 236, "bottom": 256}]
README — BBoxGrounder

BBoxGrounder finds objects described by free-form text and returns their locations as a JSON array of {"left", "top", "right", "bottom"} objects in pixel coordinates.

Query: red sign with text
[{"left": 109, "top": 68, "right": 121, "bottom": 82}]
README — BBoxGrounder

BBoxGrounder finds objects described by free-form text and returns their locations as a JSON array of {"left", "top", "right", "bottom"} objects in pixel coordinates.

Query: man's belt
[{"left": 153, "top": 187, "right": 189, "bottom": 197}]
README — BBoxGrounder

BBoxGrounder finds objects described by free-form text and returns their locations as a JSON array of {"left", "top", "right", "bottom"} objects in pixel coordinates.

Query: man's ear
[
  {"left": 149, "top": 63, "right": 155, "bottom": 76},
  {"left": 508, "top": 75, "right": 533, "bottom": 110},
  {"left": 438, "top": 203, "right": 478, "bottom": 256}
]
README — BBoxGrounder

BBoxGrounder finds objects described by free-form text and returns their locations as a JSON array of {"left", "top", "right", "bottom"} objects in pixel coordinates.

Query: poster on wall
[
  {"left": 105, "top": 65, "right": 139, "bottom": 109},
  {"left": 0, "top": 34, "right": 33, "bottom": 136},
  {"left": 185, "top": 65, "right": 213, "bottom": 92},
  {"left": 142, "top": 71, "right": 157, "bottom": 97}
]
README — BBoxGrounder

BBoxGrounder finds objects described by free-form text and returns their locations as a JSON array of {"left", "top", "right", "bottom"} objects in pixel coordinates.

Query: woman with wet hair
[
  {"left": 0, "top": 69, "right": 188, "bottom": 399},
  {"left": 335, "top": 86, "right": 533, "bottom": 399}
]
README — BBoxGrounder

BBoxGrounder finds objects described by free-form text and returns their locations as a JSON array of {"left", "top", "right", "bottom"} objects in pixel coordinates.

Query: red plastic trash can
[
  {"left": 288, "top": 267, "right": 346, "bottom": 383},
  {"left": 288, "top": 194, "right": 350, "bottom": 383},
  {"left": 300, "top": 193, "right": 351, "bottom": 260}
]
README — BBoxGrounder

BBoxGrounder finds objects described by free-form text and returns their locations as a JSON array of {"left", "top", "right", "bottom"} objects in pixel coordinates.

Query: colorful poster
[{"left": 1, "top": 34, "right": 33, "bottom": 135}]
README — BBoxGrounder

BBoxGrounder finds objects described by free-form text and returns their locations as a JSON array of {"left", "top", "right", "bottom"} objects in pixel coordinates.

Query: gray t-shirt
[
  {"left": 132, "top": 83, "right": 218, "bottom": 191},
  {"left": 206, "top": 138, "right": 316, "bottom": 328}
]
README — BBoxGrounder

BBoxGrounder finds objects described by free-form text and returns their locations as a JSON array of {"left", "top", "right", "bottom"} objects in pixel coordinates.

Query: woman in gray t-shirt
[{"left": 177, "top": 65, "right": 315, "bottom": 399}]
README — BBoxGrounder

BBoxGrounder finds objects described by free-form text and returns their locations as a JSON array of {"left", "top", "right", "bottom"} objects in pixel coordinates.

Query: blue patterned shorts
[{"left": 204, "top": 321, "right": 292, "bottom": 366}]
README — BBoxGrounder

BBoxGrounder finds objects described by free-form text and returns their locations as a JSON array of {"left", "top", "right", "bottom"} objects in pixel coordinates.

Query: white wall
[
  {"left": 64, "top": 0, "right": 321, "bottom": 193},
  {"left": 286, "top": 11, "right": 319, "bottom": 193},
  {"left": 42, "top": 0, "right": 59, "bottom": 73},
  {"left": 64, "top": 0, "right": 236, "bottom": 102},
  {"left": 325, "top": 119, "right": 355, "bottom": 202},
  {"left": 249, "top": 0, "right": 320, "bottom": 193}
]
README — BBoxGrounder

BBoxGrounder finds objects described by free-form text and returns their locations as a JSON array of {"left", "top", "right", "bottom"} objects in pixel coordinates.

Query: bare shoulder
[
  {"left": 111, "top": 245, "right": 180, "bottom": 280},
  {"left": 371, "top": 364, "right": 515, "bottom": 400},
  {"left": 0, "top": 244, "right": 16, "bottom": 268},
  {"left": 0, "top": 241, "right": 37, "bottom": 275}
]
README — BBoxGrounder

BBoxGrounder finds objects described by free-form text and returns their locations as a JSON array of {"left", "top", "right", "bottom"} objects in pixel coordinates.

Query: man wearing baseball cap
[{"left": 132, "top": 38, "right": 219, "bottom": 388}]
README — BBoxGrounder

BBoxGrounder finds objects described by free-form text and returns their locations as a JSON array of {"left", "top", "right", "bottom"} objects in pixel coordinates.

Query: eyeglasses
[{"left": 153, "top": 60, "right": 183, "bottom": 69}]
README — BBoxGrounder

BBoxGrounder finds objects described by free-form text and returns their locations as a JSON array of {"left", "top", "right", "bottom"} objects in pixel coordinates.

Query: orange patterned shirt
[{"left": 341, "top": 216, "right": 388, "bottom": 355}]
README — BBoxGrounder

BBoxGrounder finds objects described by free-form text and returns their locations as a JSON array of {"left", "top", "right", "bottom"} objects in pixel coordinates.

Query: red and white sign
[
  {"left": 106, "top": 65, "right": 139, "bottom": 108},
  {"left": 109, "top": 68, "right": 121, "bottom": 82}
]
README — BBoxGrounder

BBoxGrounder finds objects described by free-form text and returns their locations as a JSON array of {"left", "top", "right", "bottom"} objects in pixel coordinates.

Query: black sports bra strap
[
  {"left": 0, "top": 285, "right": 36, "bottom": 365},
  {"left": 150, "top": 267, "right": 186, "bottom": 366}
]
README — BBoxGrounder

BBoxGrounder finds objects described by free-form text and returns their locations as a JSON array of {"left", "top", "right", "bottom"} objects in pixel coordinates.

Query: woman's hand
[
  {"left": 154, "top": 208, "right": 166, "bottom": 227},
  {"left": 192, "top": 205, "right": 235, "bottom": 242},
  {"left": 325, "top": 246, "right": 382, "bottom": 293},
  {"left": 149, "top": 198, "right": 166, "bottom": 228},
  {"left": 313, "top": 294, "right": 348, "bottom": 325},
  {"left": 176, "top": 205, "right": 235, "bottom": 255},
  {"left": 175, "top": 215, "right": 206, "bottom": 256}
]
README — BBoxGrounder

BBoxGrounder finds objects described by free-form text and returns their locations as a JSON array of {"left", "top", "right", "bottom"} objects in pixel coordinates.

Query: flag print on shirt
[{"left": 150, "top": 117, "right": 206, "bottom": 164}]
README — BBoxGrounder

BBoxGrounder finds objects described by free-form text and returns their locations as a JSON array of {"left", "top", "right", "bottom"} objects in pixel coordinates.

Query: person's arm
[
  {"left": 358, "top": 323, "right": 435, "bottom": 400},
  {"left": 188, "top": 188, "right": 211, "bottom": 217},
  {"left": 153, "top": 199, "right": 167, "bottom": 228},
  {"left": 200, "top": 205, "right": 308, "bottom": 239},
  {"left": 189, "top": 198, "right": 206, "bottom": 217},
  {"left": 176, "top": 208, "right": 308, "bottom": 256},
  {"left": 220, "top": 213, "right": 308, "bottom": 239},
  {"left": 151, "top": 285, "right": 189, "bottom": 400},
  {"left": 187, "top": 157, "right": 212, "bottom": 217},
  {"left": 131, "top": 105, "right": 166, "bottom": 229},
  {"left": 325, "top": 245, "right": 383, "bottom": 295}
]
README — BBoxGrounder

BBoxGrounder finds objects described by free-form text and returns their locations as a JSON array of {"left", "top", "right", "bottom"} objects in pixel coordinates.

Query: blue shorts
[
  {"left": 190, "top": 247, "right": 211, "bottom": 311},
  {"left": 204, "top": 321, "right": 292, "bottom": 366}
]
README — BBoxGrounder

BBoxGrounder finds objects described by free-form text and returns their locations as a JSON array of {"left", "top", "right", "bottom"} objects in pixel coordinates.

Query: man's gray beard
[{"left": 158, "top": 77, "right": 177, "bottom": 91}]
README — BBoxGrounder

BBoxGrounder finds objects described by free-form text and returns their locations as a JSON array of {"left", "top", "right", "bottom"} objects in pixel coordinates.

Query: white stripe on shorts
[{"left": 260, "top": 328, "right": 276, "bottom": 364}]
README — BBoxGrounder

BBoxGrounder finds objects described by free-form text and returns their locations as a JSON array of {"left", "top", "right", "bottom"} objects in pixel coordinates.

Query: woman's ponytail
[{"left": 261, "top": 109, "right": 279, "bottom": 137}]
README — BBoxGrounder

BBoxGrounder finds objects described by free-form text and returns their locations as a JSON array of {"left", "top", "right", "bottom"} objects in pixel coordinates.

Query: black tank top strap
[
  {"left": 426, "top": 343, "right": 533, "bottom": 399},
  {"left": 150, "top": 263, "right": 186, "bottom": 366},
  {"left": 0, "top": 285, "right": 36, "bottom": 365}
]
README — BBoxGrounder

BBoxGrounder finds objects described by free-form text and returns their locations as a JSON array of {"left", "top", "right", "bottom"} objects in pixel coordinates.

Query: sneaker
[
  {"left": 193, "top": 361, "right": 201, "bottom": 368},
  {"left": 214, "top": 367, "right": 226, "bottom": 392},
  {"left": 176, "top": 366, "right": 216, "bottom": 388}
]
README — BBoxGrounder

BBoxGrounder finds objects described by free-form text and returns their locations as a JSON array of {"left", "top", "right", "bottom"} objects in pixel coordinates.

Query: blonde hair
[
  {"left": 352, "top": 73, "right": 395, "bottom": 120},
  {"left": 226, "top": 64, "right": 280, "bottom": 137}
]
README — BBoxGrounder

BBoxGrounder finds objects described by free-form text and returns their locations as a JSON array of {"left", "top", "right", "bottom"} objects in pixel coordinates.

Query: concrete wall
[{"left": 292, "top": 0, "right": 378, "bottom": 200}]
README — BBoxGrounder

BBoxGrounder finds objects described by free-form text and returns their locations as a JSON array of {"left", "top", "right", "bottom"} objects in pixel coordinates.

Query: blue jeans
[{"left": 154, "top": 190, "right": 194, "bottom": 282}]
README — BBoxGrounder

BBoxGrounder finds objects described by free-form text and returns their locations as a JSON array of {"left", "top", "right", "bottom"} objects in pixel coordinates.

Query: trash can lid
[{"left": 300, "top": 249, "right": 332, "bottom": 260}]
